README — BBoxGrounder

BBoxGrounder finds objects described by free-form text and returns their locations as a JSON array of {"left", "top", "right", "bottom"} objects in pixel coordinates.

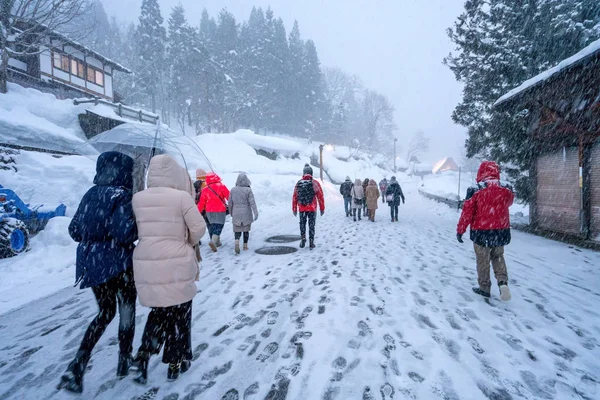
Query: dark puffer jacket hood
[
  {"left": 477, "top": 161, "right": 500, "bottom": 183},
  {"left": 93, "top": 151, "right": 134, "bottom": 189}
]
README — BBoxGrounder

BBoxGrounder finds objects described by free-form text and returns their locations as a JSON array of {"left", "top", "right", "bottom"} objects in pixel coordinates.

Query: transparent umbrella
[{"left": 75, "top": 122, "right": 214, "bottom": 192}]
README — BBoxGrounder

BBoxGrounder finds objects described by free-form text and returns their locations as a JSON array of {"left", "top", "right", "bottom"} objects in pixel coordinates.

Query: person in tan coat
[
  {"left": 365, "top": 179, "right": 380, "bottom": 222},
  {"left": 131, "top": 155, "right": 206, "bottom": 384}
]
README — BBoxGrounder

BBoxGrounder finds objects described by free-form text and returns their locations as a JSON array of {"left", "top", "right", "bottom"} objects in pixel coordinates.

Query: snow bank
[
  {"left": 0, "top": 217, "right": 77, "bottom": 314},
  {"left": 232, "top": 129, "right": 304, "bottom": 157},
  {"left": 0, "top": 83, "right": 89, "bottom": 152},
  {"left": 0, "top": 150, "right": 95, "bottom": 215},
  {"left": 191, "top": 131, "right": 393, "bottom": 184}
]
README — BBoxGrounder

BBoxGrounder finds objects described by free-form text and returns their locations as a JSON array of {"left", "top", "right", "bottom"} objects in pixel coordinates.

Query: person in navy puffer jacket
[{"left": 58, "top": 151, "right": 138, "bottom": 394}]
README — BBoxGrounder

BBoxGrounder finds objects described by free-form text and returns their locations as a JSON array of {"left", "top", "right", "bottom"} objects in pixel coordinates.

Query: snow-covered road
[{"left": 0, "top": 190, "right": 599, "bottom": 400}]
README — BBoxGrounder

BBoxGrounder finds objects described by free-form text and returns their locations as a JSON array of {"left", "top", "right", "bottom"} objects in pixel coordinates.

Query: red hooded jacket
[
  {"left": 198, "top": 173, "right": 230, "bottom": 213},
  {"left": 457, "top": 161, "right": 514, "bottom": 247},
  {"left": 292, "top": 174, "right": 325, "bottom": 213}
]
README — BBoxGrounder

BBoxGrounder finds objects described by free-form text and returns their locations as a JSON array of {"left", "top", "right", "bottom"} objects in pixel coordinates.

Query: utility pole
[
  {"left": 319, "top": 144, "right": 324, "bottom": 182},
  {"left": 393, "top": 138, "right": 398, "bottom": 172}
]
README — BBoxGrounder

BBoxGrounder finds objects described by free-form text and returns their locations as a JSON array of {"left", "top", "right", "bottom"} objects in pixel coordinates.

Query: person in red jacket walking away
[
  {"left": 198, "top": 172, "right": 230, "bottom": 252},
  {"left": 292, "top": 164, "right": 325, "bottom": 249},
  {"left": 457, "top": 161, "right": 514, "bottom": 301}
]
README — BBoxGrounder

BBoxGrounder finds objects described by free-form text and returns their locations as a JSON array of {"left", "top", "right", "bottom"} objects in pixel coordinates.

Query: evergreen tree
[
  {"left": 287, "top": 21, "right": 305, "bottom": 135},
  {"left": 264, "top": 14, "right": 290, "bottom": 133},
  {"left": 167, "top": 4, "right": 192, "bottom": 131},
  {"left": 301, "top": 39, "right": 329, "bottom": 138},
  {"left": 197, "top": 8, "right": 219, "bottom": 132},
  {"left": 213, "top": 9, "right": 241, "bottom": 132},
  {"left": 135, "top": 0, "right": 166, "bottom": 112},
  {"left": 238, "top": 7, "right": 269, "bottom": 132}
]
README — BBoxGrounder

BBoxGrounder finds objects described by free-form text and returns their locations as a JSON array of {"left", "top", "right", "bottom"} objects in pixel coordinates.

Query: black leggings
[
  {"left": 234, "top": 232, "right": 250, "bottom": 243},
  {"left": 138, "top": 300, "right": 193, "bottom": 364},
  {"left": 390, "top": 205, "right": 399, "bottom": 220},
  {"left": 299, "top": 211, "right": 316, "bottom": 241},
  {"left": 77, "top": 268, "right": 137, "bottom": 363}
]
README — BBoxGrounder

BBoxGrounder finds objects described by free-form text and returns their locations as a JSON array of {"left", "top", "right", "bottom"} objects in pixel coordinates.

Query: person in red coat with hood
[
  {"left": 198, "top": 172, "right": 230, "bottom": 252},
  {"left": 457, "top": 161, "right": 514, "bottom": 301},
  {"left": 292, "top": 164, "right": 325, "bottom": 249}
]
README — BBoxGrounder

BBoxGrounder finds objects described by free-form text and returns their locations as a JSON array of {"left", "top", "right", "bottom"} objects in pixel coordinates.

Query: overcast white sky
[{"left": 101, "top": 0, "right": 466, "bottom": 163}]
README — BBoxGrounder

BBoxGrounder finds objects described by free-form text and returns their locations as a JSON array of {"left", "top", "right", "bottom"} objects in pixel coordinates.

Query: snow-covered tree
[
  {"left": 135, "top": 0, "right": 166, "bottom": 113},
  {"left": 406, "top": 130, "right": 430, "bottom": 163}
]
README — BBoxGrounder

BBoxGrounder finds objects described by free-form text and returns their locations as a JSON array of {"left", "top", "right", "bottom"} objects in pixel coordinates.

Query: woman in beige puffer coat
[
  {"left": 365, "top": 179, "right": 380, "bottom": 222},
  {"left": 131, "top": 155, "right": 206, "bottom": 384}
]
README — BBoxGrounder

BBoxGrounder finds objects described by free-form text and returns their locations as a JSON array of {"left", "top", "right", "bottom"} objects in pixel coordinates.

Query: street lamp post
[
  {"left": 319, "top": 144, "right": 324, "bottom": 182},
  {"left": 393, "top": 138, "right": 398, "bottom": 172}
]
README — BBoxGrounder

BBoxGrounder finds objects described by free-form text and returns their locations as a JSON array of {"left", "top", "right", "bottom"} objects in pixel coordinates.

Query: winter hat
[
  {"left": 345, "top": 176, "right": 351, "bottom": 181},
  {"left": 196, "top": 168, "right": 207, "bottom": 180},
  {"left": 390, "top": 176, "right": 397, "bottom": 182},
  {"left": 303, "top": 164, "right": 313, "bottom": 176}
]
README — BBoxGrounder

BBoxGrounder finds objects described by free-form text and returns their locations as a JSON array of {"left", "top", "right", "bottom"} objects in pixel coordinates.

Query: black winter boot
[
  {"left": 300, "top": 236, "right": 306, "bottom": 248},
  {"left": 133, "top": 352, "right": 149, "bottom": 385},
  {"left": 57, "top": 353, "right": 88, "bottom": 393},
  {"left": 181, "top": 360, "right": 191, "bottom": 374},
  {"left": 167, "top": 362, "right": 181, "bottom": 381},
  {"left": 309, "top": 240, "right": 315, "bottom": 250},
  {"left": 472, "top": 287, "right": 491, "bottom": 298},
  {"left": 117, "top": 353, "right": 133, "bottom": 378}
]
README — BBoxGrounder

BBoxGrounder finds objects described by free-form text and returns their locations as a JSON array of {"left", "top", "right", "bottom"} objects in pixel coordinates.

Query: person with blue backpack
[
  {"left": 58, "top": 151, "right": 138, "bottom": 393},
  {"left": 292, "top": 164, "right": 325, "bottom": 249}
]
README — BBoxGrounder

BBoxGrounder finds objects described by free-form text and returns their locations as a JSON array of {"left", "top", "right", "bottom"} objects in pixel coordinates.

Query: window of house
[
  {"left": 87, "top": 66, "right": 95, "bottom": 83},
  {"left": 71, "top": 59, "right": 85, "bottom": 79},
  {"left": 95, "top": 70, "right": 104, "bottom": 86},
  {"left": 86, "top": 65, "right": 104, "bottom": 87},
  {"left": 53, "top": 52, "right": 69, "bottom": 72}
]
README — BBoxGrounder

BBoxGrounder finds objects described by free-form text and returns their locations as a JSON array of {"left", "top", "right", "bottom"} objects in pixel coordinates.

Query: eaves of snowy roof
[
  {"left": 14, "top": 19, "right": 132, "bottom": 74},
  {"left": 494, "top": 38, "right": 600, "bottom": 108}
]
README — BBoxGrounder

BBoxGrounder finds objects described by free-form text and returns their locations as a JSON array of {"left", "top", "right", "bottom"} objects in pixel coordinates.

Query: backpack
[{"left": 296, "top": 179, "right": 315, "bottom": 206}]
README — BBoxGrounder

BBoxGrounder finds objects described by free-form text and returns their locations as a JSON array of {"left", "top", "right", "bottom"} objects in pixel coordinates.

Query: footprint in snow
[
  {"left": 243, "top": 382, "right": 259, "bottom": 400},
  {"left": 256, "top": 342, "right": 278, "bottom": 362},
  {"left": 409, "top": 372, "right": 424, "bottom": 383},
  {"left": 221, "top": 389, "right": 239, "bottom": 400},
  {"left": 330, "top": 357, "right": 347, "bottom": 382},
  {"left": 380, "top": 383, "right": 395, "bottom": 400},
  {"left": 467, "top": 337, "right": 484, "bottom": 354},
  {"left": 267, "top": 311, "right": 279, "bottom": 325}
]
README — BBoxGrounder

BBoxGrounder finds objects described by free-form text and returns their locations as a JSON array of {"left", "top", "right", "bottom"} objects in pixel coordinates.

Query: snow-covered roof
[
  {"left": 494, "top": 38, "right": 600, "bottom": 107},
  {"left": 14, "top": 19, "right": 132, "bottom": 74}
]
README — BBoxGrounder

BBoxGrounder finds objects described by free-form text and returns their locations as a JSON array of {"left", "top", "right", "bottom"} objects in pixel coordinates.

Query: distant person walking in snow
[
  {"left": 58, "top": 152, "right": 138, "bottom": 394},
  {"left": 131, "top": 155, "right": 206, "bottom": 384},
  {"left": 379, "top": 177, "right": 389, "bottom": 203},
  {"left": 386, "top": 176, "right": 405, "bottom": 222},
  {"left": 457, "top": 161, "right": 514, "bottom": 301},
  {"left": 351, "top": 178, "right": 365, "bottom": 221},
  {"left": 362, "top": 178, "right": 369, "bottom": 214},
  {"left": 229, "top": 173, "right": 259, "bottom": 255},
  {"left": 292, "top": 164, "right": 325, "bottom": 249},
  {"left": 339, "top": 176, "right": 353, "bottom": 217},
  {"left": 198, "top": 172, "right": 230, "bottom": 252},
  {"left": 193, "top": 168, "right": 207, "bottom": 205},
  {"left": 365, "top": 179, "right": 380, "bottom": 222}
]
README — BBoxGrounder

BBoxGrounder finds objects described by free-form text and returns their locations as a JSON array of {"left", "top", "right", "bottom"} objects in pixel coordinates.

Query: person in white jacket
[{"left": 130, "top": 155, "right": 206, "bottom": 384}]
